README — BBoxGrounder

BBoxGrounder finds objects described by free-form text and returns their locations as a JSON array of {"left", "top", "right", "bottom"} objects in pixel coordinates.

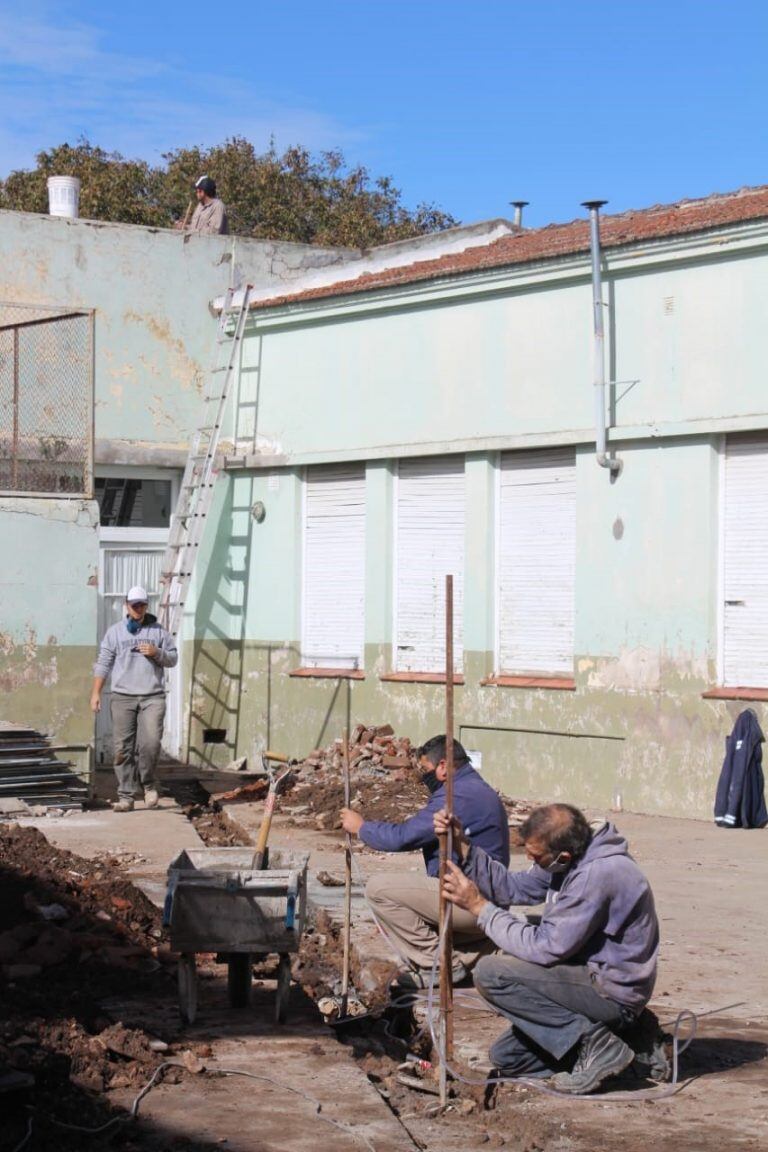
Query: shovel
[{"left": 253, "top": 750, "right": 296, "bottom": 870}]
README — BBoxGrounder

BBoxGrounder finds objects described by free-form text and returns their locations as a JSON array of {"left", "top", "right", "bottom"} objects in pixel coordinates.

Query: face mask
[
  {"left": 126, "top": 616, "right": 142, "bottom": 634},
  {"left": 542, "top": 853, "right": 571, "bottom": 875},
  {"left": 422, "top": 769, "right": 441, "bottom": 794}
]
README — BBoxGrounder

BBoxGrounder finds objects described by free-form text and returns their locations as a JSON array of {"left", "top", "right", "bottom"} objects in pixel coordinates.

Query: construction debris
[
  {"left": 295, "top": 723, "right": 414, "bottom": 780},
  {"left": 0, "top": 723, "right": 88, "bottom": 808},
  {"left": 0, "top": 822, "right": 202, "bottom": 1150},
  {"left": 277, "top": 723, "right": 534, "bottom": 831}
]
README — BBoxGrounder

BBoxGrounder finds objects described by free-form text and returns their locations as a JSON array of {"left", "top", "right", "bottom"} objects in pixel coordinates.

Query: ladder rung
[{"left": 159, "top": 290, "right": 252, "bottom": 632}]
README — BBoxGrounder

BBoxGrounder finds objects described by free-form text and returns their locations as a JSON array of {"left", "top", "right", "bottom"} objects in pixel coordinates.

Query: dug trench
[
  {"left": 0, "top": 795, "right": 558, "bottom": 1152},
  {"left": 4, "top": 777, "right": 765, "bottom": 1152},
  {"left": 178, "top": 783, "right": 567, "bottom": 1150},
  {"left": 0, "top": 822, "right": 223, "bottom": 1152},
  {"left": 181, "top": 769, "right": 768, "bottom": 1152}
]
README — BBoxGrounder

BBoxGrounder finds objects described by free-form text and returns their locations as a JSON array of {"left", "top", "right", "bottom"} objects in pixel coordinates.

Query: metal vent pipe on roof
[
  {"left": 510, "top": 201, "right": 529, "bottom": 228},
  {"left": 582, "top": 200, "right": 621, "bottom": 477}
]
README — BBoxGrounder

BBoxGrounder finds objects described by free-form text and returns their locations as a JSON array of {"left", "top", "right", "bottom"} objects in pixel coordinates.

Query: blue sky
[{"left": 0, "top": 0, "right": 766, "bottom": 228}]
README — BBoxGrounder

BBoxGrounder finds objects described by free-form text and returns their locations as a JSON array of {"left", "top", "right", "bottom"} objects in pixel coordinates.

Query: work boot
[
  {"left": 144, "top": 788, "right": 159, "bottom": 809},
  {"left": 622, "top": 1008, "right": 672, "bottom": 1082},
  {"left": 550, "top": 1024, "right": 634, "bottom": 1095},
  {"left": 112, "top": 799, "right": 134, "bottom": 813}
]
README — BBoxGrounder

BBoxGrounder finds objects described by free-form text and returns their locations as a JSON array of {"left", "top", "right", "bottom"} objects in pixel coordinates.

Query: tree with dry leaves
[{"left": 0, "top": 137, "right": 456, "bottom": 247}]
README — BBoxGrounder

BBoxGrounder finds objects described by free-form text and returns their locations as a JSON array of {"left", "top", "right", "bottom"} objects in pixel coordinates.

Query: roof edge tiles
[{"left": 245, "top": 183, "right": 768, "bottom": 311}]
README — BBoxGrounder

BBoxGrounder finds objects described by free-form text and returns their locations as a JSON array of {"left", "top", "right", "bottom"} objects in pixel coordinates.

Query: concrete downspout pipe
[{"left": 582, "top": 201, "right": 622, "bottom": 477}]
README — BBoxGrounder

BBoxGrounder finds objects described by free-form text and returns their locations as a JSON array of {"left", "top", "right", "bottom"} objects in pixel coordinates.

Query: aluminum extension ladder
[{"left": 158, "top": 286, "right": 252, "bottom": 639}]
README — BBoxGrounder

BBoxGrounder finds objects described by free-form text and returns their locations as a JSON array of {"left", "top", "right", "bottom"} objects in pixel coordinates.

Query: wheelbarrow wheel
[
  {"left": 227, "top": 952, "right": 252, "bottom": 1008},
  {"left": 178, "top": 953, "right": 198, "bottom": 1024},
  {"left": 275, "top": 953, "right": 291, "bottom": 1024}
]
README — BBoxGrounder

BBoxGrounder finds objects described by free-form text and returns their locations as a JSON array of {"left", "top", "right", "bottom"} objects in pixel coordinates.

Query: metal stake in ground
[
  {"left": 438, "top": 573, "right": 456, "bottom": 1107},
  {"left": 340, "top": 727, "right": 353, "bottom": 1020}
]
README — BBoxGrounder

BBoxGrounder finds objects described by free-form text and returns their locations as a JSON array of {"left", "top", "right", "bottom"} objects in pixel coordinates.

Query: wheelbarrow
[{"left": 164, "top": 847, "right": 309, "bottom": 1025}]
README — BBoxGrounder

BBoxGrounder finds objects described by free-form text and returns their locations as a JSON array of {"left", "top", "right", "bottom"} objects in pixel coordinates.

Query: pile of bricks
[{"left": 295, "top": 723, "right": 415, "bottom": 782}]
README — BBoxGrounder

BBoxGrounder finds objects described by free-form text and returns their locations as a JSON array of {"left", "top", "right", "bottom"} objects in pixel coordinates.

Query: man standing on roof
[
  {"left": 91, "top": 587, "right": 178, "bottom": 813},
  {"left": 340, "top": 735, "right": 510, "bottom": 989},
  {"left": 188, "top": 175, "right": 228, "bottom": 235}
]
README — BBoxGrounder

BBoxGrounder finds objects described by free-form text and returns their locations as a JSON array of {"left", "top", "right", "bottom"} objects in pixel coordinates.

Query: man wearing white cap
[{"left": 91, "top": 587, "right": 178, "bottom": 812}]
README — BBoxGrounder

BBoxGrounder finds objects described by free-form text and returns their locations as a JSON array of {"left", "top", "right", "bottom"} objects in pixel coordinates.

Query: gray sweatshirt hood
[{"left": 580, "top": 821, "right": 631, "bottom": 862}]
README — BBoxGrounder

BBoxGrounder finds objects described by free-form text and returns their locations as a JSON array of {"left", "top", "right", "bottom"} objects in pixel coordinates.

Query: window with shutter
[
  {"left": 394, "top": 457, "right": 465, "bottom": 673},
  {"left": 497, "top": 448, "right": 576, "bottom": 676},
  {"left": 723, "top": 436, "right": 768, "bottom": 688},
  {"left": 302, "top": 464, "right": 366, "bottom": 669}
]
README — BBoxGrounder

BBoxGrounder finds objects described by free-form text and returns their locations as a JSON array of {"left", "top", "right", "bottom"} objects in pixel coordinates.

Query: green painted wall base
[{"left": 182, "top": 640, "right": 753, "bottom": 819}]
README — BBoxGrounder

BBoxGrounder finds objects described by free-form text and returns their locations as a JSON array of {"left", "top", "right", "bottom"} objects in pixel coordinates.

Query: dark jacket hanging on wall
[{"left": 714, "top": 709, "right": 768, "bottom": 829}]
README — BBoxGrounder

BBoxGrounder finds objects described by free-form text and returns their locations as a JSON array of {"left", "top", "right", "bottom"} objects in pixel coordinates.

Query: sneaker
[
  {"left": 112, "top": 799, "right": 134, "bottom": 813},
  {"left": 144, "top": 789, "right": 159, "bottom": 809},
  {"left": 550, "top": 1024, "right": 634, "bottom": 1095},
  {"left": 392, "top": 960, "right": 469, "bottom": 991}
]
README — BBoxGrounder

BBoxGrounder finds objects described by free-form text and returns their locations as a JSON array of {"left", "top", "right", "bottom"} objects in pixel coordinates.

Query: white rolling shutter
[
  {"left": 302, "top": 464, "right": 365, "bottom": 669},
  {"left": 723, "top": 436, "right": 768, "bottom": 687},
  {"left": 395, "top": 457, "right": 464, "bottom": 673},
  {"left": 498, "top": 448, "right": 575, "bottom": 676}
]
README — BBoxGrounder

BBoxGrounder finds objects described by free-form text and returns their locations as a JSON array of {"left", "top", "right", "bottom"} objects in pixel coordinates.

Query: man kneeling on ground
[
  {"left": 436, "top": 802, "right": 660, "bottom": 1094},
  {"left": 340, "top": 736, "right": 509, "bottom": 989}
]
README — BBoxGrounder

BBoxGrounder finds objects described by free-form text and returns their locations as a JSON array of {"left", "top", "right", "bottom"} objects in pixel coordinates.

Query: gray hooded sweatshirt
[
  {"left": 465, "top": 821, "right": 659, "bottom": 1009},
  {"left": 93, "top": 613, "right": 177, "bottom": 696}
]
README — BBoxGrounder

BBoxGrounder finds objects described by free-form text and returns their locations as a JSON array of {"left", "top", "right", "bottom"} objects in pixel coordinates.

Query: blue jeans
[{"left": 474, "top": 954, "right": 629, "bottom": 1074}]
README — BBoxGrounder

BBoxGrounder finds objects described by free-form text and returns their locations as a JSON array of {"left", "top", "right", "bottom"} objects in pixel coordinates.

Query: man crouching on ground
[
  {"left": 341, "top": 735, "right": 509, "bottom": 990},
  {"left": 435, "top": 802, "right": 660, "bottom": 1094}
]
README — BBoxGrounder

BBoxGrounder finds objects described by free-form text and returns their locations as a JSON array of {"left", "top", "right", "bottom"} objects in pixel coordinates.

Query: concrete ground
[
  {"left": 16, "top": 789, "right": 768, "bottom": 1152},
  {"left": 229, "top": 801, "right": 768, "bottom": 1152}
]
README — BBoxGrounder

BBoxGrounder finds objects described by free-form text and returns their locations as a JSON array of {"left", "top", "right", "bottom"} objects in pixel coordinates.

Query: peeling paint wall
[
  {"left": 0, "top": 209, "right": 354, "bottom": 757},
  {"left": 0, "top": 498, "right": 99, "bottom": 745},
  {"left": 0, "top": 209, "right": 356, "bottom": 456},
  {"left": 184, "top": 450, "right": 751, "bottom": 818},
  {"left": 187, "top": 223, "right": 768, "bottom": 819}
]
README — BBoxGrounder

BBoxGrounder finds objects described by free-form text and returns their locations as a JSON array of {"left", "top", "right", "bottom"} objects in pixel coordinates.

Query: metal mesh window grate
[{"left": 0, "top": 303, "right": 93, "bottom": 497}]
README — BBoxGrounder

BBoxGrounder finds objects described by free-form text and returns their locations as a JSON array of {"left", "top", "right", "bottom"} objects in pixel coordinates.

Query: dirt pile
[
  {"left": 278, "top": 723, "right": 534, "bottom": 832},
  {"left": 0, "top": 823, "right": 215, "bottom": 1151}
]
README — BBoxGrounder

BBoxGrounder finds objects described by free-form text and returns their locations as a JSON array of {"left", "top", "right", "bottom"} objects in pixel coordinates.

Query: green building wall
[
  {"left": 186, "top": 220, "right": 768, "bottom": 819},
  {"left": 183, "top": 438, "right": 740, "bottom": 819}
]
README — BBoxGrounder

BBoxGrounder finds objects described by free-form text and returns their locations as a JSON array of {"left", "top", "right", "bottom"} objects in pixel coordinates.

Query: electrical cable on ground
[
  {"left": 9, "top": 1117, "right": 33, "bottom": 1152},
  {"left": 37, "top": 1060, "right": 383, "bottom": 1152},
  {"left": 414, "top": 916, "right": 701, "bottom": 1105},
  {"left": 342, "top": 835, "right": 747, "bottom": 1108}
]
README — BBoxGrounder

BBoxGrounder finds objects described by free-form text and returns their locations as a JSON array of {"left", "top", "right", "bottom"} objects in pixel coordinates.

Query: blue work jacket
[{"left": 358, "top": 763, "right": 510, "bottom": 876}]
